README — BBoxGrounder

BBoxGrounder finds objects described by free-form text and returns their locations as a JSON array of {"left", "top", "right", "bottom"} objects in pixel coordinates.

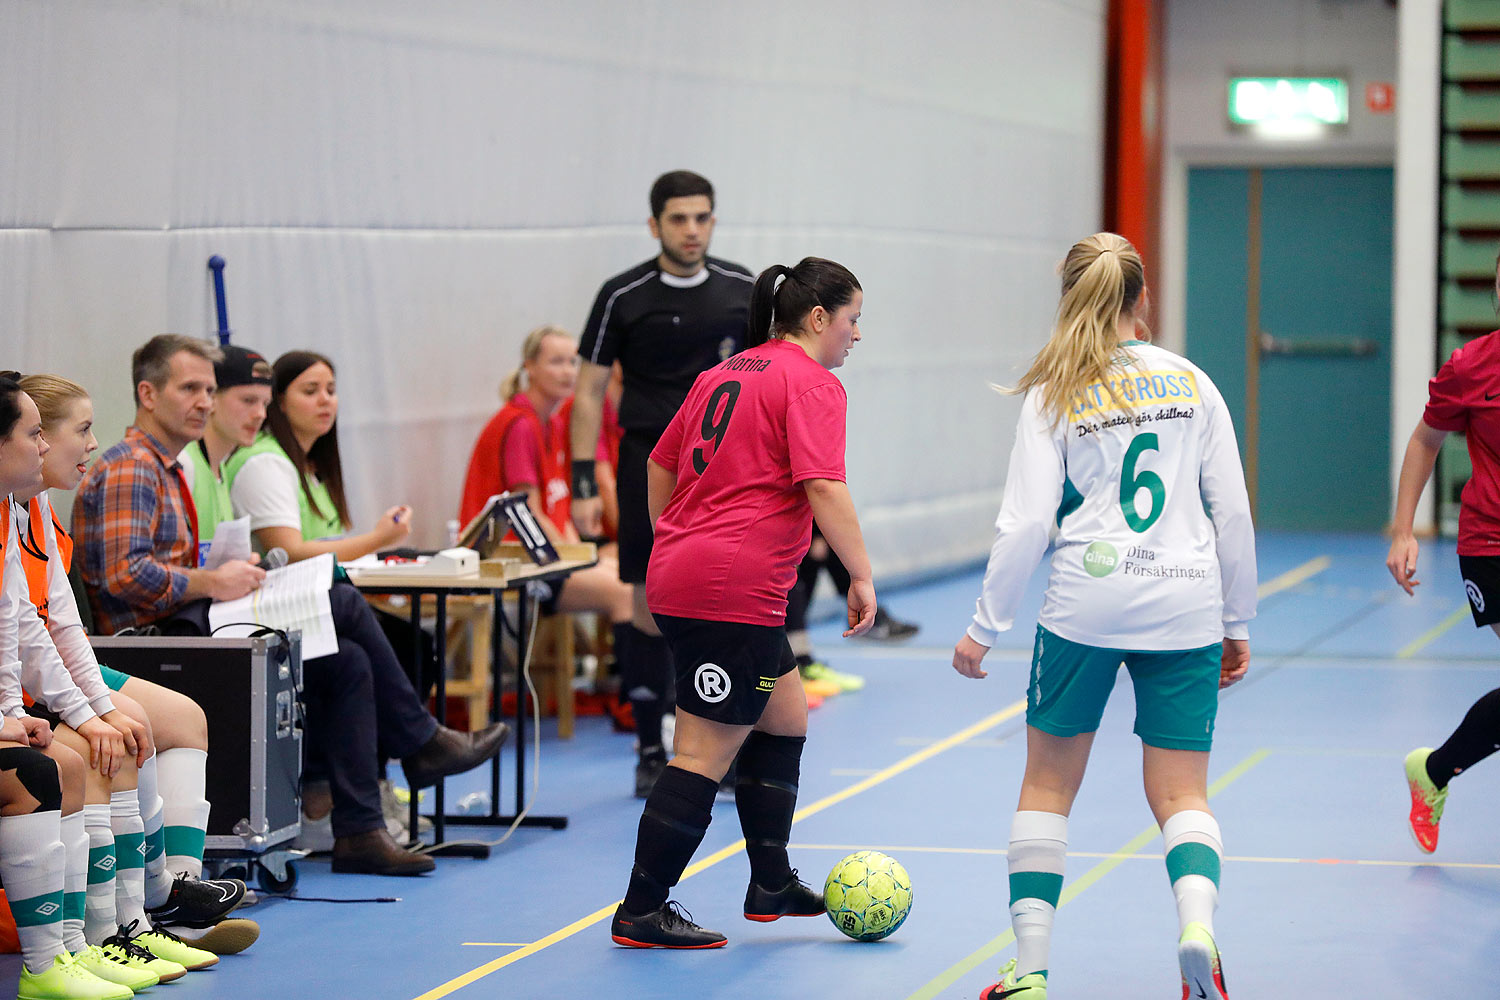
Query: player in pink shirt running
[{"left": 609, "top": 257, "right": 878, "bottom": 950}]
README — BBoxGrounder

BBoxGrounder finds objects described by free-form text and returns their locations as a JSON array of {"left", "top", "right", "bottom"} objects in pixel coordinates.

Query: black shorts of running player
[
  {"left": 616, "top": 429, "right": 660, "bottom": 585},
  {"left": 1458, "top": 555, "right": 1500, "bottom": 627},
  {"left": 654, "top": 614, "right": 799, "bottom": 726}
]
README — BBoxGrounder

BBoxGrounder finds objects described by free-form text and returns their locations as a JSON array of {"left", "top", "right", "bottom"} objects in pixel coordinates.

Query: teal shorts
[
  {"left": 1026, "top": 625, "right": 1220, "bottom": 751},
  {"left": 97, "top": 664, "right": 131, "bottom": 693}
]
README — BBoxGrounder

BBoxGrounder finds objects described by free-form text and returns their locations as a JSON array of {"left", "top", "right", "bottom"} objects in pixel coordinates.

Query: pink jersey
[{"left": 647, "top": 338, "right": 847, "bottom": 625}]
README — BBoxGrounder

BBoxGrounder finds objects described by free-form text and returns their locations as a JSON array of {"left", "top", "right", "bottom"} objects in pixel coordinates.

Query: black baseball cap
[{"left": 215, "top": 345, "right": 273, "bottom": 390}]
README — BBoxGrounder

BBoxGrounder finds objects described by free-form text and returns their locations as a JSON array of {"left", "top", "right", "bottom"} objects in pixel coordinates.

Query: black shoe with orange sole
[
  {"left": 611, "top": 901, "right": 726, "bottom": 949},
  {"left": 743, "top": 871, "right": 825, "bottom": 922}
]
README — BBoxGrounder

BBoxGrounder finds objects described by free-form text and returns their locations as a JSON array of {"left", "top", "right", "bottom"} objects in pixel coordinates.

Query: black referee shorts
[
  {"left": 1459, "top": 555, "right": 1500, "bottom": 627},
  {"left": 655, "top": 614, "right": 798, "bottom": 726},
  {"left": 616, "top": 429, "right": 660, "bottom": 585}
]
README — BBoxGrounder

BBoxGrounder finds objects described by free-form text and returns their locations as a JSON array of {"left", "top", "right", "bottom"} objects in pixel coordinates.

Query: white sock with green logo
[
  {"left": 82, "top": 803, "right": 117, "bottom": 946},
  {"left": 158, "top": 748, "right": 209, "bottom": 879},
  {"left": 109, "top": 789, "right": 148, "bottom": 931},
  {"left": 138, "top": 752, "right": 172, "bottom": 908},
  {"left": 1162, "top": 809, "right": 1222, "bottom": 936},
  {"left": 0, "top": 809, "right": 66, "bottom": 974},
  {"left": 59, "top": 809, "right": 88, "bottom": 954}
]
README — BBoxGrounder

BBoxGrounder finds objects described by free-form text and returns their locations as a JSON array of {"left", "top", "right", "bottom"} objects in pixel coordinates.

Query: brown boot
[
  {"left": 331, "top": 828, "right": 435, "bottom": 876},
  {"left": 401, "top": 721, "right": 510, "bottom": 789}
]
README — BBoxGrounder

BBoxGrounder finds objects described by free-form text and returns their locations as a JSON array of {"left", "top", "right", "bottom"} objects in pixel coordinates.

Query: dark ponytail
[
  {"left": 745, "top": 257, "right": 862, "bottom": 348},
  {"left": 0, "top": 372, "right": 23, "bottom": 438}
]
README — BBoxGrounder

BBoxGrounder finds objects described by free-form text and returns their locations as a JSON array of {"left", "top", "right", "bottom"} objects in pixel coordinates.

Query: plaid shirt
[{"left": 74, "top": 426, "right": 199, "bottom": 635}]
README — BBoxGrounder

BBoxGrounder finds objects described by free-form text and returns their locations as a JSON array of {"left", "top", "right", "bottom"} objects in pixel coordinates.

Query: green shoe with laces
[
  {"left": 130, "top": 923, "right": 217, "bottom": 971},
  {"left": 101, "top": 921, "right": 188, "bottom": 982},
  {"left": 1405, "top": 747, "right": 1449, "bottom": 853},
  {"left": 73, "top": 943, "right": 159, "bottom": 991},
  {"left": 16, "top": 952, "right": 134, "bottom": 1000},
  {"left": 979, "top": 958, "right": 1046, "bottom": 999}
]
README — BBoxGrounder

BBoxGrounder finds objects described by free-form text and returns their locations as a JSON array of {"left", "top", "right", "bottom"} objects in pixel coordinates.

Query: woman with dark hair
[
  {"left": 226, "top": 351, "right": 409, "bottom": 561},
  {"left": 610, "top": 257, "right": 877, "bottom": 950}
]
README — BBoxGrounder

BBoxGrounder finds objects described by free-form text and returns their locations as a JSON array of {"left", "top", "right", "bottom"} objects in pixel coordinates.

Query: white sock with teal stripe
[
  {"left": 138, "top": 752, "right": 171, "bottom": 908},
  {"left": 82, "top": 803, "right": 116, "bottom": 945},
  {"left": 1162, "top": 809, "right": 1222, "bottom": 936},
  {"left": 59, "top": 809, "right": 87, "bottom": 953},
  {"left": 0, "top": 809, "right": 66, "bottom": 974},
  {"left": 1008, "top": 810, "right": 1067, "bottom": 980},
  {"left": 109, "top": 788, "right": 148, "bottom": 930},
  {"left": 157, "top": 748, "right": 209, "bottom": 879}
]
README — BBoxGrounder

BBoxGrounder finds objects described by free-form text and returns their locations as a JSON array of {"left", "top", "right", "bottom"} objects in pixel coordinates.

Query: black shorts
[
  {"left": 24, "top": 702, "right": 64, "bottom": 730},
  {"left": 655, "top": 615, "right": 798, "bottom": 726},
  {"left": 616, "top": 429, "right": 661, "bottom": 584},
  {"left": 1459, "top": 555, "right": 1500, "bottom": 627}
]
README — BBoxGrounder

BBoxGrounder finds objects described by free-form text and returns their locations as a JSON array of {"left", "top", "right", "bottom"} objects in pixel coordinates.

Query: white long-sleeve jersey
[
  {"left": 24, "top": 492, "right": 116, "bottom": 717},
  {"left": 968, "top": 342, "right": 1257, "bottom": 651},
  {"left": 5, "top": 495, "right": 105, "bottom": 729},
  {"left": 0, "top": 498, "right": 28, "bottom": 720}
]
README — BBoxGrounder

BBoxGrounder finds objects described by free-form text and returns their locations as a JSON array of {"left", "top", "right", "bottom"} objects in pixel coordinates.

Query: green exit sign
[{"left": 1228, "top": 77, "right": 1348, "bottom": 127}]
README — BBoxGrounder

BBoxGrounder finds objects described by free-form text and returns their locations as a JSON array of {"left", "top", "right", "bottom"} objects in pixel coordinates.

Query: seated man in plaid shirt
[{"left": 74, "top": 335, "right": 506, "bottom": 876}]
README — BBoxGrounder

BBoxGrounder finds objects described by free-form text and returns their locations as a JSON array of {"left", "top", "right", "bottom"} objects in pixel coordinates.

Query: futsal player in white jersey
[{"left": 951, "top": 234, "right": 1256, "bottom": 1000}]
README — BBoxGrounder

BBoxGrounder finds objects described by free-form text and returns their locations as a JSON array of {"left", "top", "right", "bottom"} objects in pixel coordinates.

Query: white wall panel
[{"left": 4, "top": 0, "right": 1105, "bottom": 577}]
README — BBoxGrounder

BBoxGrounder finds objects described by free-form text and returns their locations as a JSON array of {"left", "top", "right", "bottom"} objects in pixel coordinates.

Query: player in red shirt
[
  {"left": 1388, "top": 247, "right": 1500, "bottom": 854},
  {"left": 609, "top": 257, "right": 877, "bottom": 950}
]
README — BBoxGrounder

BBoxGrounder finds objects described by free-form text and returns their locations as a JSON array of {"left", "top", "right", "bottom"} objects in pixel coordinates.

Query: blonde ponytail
[
  {"left": 499, "top": 324, "right": 575, "bottom": 402},
  {"left": 1005, "top": 232, "right": 1146, "bottom": 425}
]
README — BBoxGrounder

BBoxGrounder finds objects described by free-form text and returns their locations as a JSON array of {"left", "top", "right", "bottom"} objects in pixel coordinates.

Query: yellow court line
[
  {"left": 903, "top": 748, "right": 1271, "bottom": 1000},
  {"left": 1257, "top": 555, "right": 1330, "bottom": 599},
  {"left": 459, "top": 943, "right": 530, "bottom": 948},
  {"left": 789, "top": 844, "right": 1500, "bottom": 870},
  {"left": 1398, "top": 602, "right": 1472, "bottom": 659},
  {"left": 411, "top": 698, "right": 1028, "bottom": 1000}
]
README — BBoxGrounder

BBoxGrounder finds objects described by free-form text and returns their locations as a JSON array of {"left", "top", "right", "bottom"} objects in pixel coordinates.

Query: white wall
[{"left": 2, "top": 0, "right": 1106, "bottom": 579}]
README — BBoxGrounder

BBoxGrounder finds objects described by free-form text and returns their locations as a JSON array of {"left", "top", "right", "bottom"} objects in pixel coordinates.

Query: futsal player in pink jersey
[{"left": 609, "top": 257, "right": 877, "bottom": 949}]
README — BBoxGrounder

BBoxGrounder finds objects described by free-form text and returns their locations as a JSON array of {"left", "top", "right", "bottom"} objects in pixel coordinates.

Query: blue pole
[{"left": 208, "top": 255, "right": 230, "bottom": 345}]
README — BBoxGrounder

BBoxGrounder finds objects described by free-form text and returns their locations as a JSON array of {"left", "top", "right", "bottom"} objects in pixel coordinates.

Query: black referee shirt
[{"left": 578, "top": 256, "right": 754, "bottom": 434}]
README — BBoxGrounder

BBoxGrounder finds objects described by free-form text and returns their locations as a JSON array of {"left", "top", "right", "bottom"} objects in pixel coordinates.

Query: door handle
[{"left": 1259, "top": 332, "right": 1379, "bottom": 358}]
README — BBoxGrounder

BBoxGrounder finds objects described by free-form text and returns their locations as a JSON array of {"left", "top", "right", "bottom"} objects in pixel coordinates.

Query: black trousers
[{"left": 160, "top": 584, "right": 438, "bottom": 838}]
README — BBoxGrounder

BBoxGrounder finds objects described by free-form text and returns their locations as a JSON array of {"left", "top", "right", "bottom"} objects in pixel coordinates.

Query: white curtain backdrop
[{"left": 3, "top": 0, "right": 1104, "bottom": 579}]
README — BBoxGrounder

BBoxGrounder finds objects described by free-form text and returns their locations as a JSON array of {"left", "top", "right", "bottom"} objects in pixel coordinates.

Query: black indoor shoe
[
  {"left": 634, "top": 747, "right": 667, "bottom": 799},
  {"left": 743, "top": 870, "right": 825, "bottom": 922},
  {"left": 610, "top": 900, "right": 727, "bottom": 949},
  {"left": 860, "top": 606, "right": 920, "bottom": 642},
  {"left": 331, "top": 828, "right": 436, "bottom": 876},
  {"left": 401, "top": 721, "right": 510, "bottom": 789},
  {"left": 145, "top": 873, "right": 247, "bottom": 928}
]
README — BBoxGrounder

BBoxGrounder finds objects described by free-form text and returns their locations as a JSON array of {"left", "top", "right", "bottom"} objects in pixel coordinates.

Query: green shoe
[
  {"left": 980, "top": 958, "right": 1046, "bottom": 999},
  {"left": 1405, "top": 747, "right": 1448, "bottom": 853},
  {"left": 17, "top": 952, "right": 134, "bottom": 1000},
  {"left": 72, "top": 944, "right": 159, "bottom": 991},
  {"left": 1178, "top": 922, "right": 1229, "bottom": 999},
  {"left": 799, "top": 659, "right": 865, "bottom": 692},
  {"left": 101, "top": 923, "right": 188, "bottom": 983},
  {"left": 130, "top": 924, "right": 218, "bottom": 971}
]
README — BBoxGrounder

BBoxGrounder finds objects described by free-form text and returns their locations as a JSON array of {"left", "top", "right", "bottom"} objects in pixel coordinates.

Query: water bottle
[
  {"left": 446, "top": 519, "right": 461, "bottom": 548},
  {"left": 456, "top": 791, "right": 491, "bottom": 816}
]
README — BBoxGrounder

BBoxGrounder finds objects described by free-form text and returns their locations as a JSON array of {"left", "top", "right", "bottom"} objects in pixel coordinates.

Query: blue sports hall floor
[{"left": 6, "top": 530, "right": 1498, "bottom": 999}]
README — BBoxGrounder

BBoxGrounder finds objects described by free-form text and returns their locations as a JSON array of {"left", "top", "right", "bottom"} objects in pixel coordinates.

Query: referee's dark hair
[
  {"left": 650, "top": 170, "right": 714, "bottom": 219},
  {"left": 747, "top": 257, "right": 862, "bottom": 349},
  {"left": 0, "top": 372, "right": 23, "bottom": 438}
]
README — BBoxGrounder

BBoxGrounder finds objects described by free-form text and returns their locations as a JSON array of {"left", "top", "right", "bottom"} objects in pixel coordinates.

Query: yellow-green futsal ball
[{"left": 824, "top": 850, "right": 913, "bottom": 941}]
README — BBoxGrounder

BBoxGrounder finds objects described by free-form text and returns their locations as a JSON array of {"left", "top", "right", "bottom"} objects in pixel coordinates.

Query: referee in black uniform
[{"left": 571, "top": 170, "right": 753, "bottom": 797}]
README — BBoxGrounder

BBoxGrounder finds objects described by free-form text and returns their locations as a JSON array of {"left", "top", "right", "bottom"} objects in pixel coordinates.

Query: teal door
[{"left": 1185, "top": 166, "right": 1393, "bottom": 531}]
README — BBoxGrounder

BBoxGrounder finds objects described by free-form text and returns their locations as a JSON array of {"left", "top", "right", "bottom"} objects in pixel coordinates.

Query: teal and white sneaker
[
  {"left": 1179, "top": 922, "right": 1229, "bottom": 999},
  {"left": 979, "top": 958, "right": 1046, "bottom": 999}
]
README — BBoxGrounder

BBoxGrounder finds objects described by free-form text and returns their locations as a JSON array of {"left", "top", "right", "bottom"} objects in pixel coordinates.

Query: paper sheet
[
  {"left": 201, "top": 516, "right": 252, "bottom": 570},
  {"left": 207, "top": 552, "right": 339, "bottom": 660}
]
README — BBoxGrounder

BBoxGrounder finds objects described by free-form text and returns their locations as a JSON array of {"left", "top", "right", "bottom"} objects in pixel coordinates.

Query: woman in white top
[{"left": 951, "top": 234, "right": 1255, "bottom": 1000}]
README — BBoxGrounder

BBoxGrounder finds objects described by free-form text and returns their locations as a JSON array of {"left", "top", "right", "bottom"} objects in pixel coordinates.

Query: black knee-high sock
[
  {"left": 1427, "top": 687, "right": 1500, "bottom": 788},
  {"left": 623, "top": 766, "right": 717, "bottom": 913},
  {"left": 614, "top": 624, "right": 670, "bottom": 754},
  {"left": 735, "top": 731, "right": 805, "bottom": 889}
]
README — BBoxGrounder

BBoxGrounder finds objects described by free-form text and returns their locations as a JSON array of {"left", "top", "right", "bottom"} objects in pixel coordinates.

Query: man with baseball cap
[{"left": 178, "top": 345, "right": 273, "bottom": 550}]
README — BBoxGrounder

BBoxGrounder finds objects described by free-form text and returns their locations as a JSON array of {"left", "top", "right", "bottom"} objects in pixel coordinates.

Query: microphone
[{"left": 263, "top": 547, "right": 289, "bottom": 571}]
